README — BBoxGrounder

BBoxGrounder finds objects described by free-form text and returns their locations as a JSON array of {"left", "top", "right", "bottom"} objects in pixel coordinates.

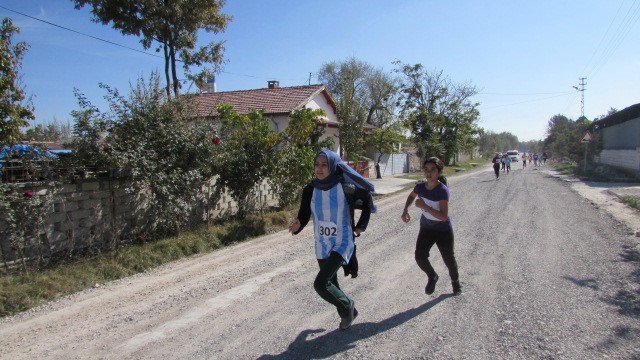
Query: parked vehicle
[{"left": 506, "top": 150, "right": 520, "bottom": 164}]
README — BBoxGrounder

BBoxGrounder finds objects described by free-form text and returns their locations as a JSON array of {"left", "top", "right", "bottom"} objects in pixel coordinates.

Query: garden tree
[
  {"left": 269, "top": 108, "right": 334, "bottom": 207},
  {"left": 0, "top": 18, "right": 34, "bottom": 145},
  {"left": 519, "top": 139, "right": 543, "bottom": 154},
  {"left": 214, "top": 104, "right": 279, "bottom": 218},
  {"left": 73, "top": 0, "right": 230, "bottom": 99},
  {"left": 318, "top": 58, "right": 368, "bottom": 160},
  {"left": 442, "top": 94, "right": 481, "bottom": 164},
  {"left": 586, "top": 108, "right": 616, "bottom": 156},
  {"left": 282, "top": 108, "right": 330, "bottom": 149},
  {"left": 364, "top": 67, "right": 398, "bottom": 127},
  {"left": 543, "top": 114, "right": 592, "bottom": 163},
  {"left": 68, "top": 89, "right": 112, "bottom": 172},
  {"left": 23, "top": 121, "right": 72, "bottom": 143},
  {"left": 318, "top": 58, "right": 397, "bottom": 160},
  {"left": 476, "top": 130, "right": 520, "bottom": 157},
  {"left": 395, "top": 62, "right": 479, "bottom": 164},
  {"left": 73, "top": 74, "right": 220, "bottom": 237}
]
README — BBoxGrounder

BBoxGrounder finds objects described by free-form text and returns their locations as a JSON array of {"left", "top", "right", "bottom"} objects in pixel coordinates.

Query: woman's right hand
[
  {"left": 401, "top": 211, "right": 411, "bottom": 223},
  {"left": 289, "top": 219, "right": 301, "bottom": 234}
]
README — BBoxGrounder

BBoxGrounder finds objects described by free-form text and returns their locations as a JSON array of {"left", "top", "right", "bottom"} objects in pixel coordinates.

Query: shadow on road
[
  {"left": 564, "top": 244, "right": 640, "bottom": 351},
  {"left": 257, "top": 294, "right": 453, "bottom": 360},
  {"left": 561, "top": 276, "right": 600, "bottom": 290},
  {"left": 604, "top": 244, "right": 640, "bottom": 319}
]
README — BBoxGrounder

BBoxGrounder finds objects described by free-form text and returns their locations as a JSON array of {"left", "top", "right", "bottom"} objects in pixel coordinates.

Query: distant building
[{"left": 592, "top": 102, "right": 640, "bottom": 176}]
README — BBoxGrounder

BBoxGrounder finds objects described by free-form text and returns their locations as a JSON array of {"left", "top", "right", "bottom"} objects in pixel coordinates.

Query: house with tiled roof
[{"left": 194, "top": 81, "right": 341, "bottom": 154}]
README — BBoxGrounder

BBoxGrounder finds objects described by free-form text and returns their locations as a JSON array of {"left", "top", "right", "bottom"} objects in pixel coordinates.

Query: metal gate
[{"left": 374, "top": 153, "right": 408, "bottom": 176}]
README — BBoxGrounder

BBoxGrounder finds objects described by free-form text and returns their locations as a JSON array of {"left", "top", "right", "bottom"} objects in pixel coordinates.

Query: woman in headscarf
[{"left": 289, "top": 149, "right": 375, "bottom": 330}]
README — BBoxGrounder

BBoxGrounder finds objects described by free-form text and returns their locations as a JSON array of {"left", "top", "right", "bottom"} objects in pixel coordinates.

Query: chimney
[
  {"left": 267, "top": 80, "right": 280, "bottom": 89},
  {"left": 202, "top": 76, "right": 216, "bottom": 93}
]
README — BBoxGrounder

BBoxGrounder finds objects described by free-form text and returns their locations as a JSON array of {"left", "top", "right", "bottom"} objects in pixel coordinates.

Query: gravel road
[{"left": 1, "top": 165, "right": 639, "bottom": 359}]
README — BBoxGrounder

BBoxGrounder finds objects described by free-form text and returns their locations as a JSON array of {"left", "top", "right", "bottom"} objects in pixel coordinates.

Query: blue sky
[{"left": 1, "top": 0, "right": 639, "bottom": 141}]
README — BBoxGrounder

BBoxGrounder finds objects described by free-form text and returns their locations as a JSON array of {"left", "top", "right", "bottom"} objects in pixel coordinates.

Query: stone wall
[{"left": 0, "top": 177, "right": 277, "bottom": 267}]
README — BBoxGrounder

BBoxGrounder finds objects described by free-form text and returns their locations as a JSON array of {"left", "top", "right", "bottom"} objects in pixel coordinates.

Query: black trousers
[
  {"left": 415, "top": 227, "right": 459, "bottom": 282},
  {"left": 493, "top": 164, "right": 500, "bottom": 178}
]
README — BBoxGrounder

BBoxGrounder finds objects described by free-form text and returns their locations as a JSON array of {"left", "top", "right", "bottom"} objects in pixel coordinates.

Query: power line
[
  {"left": 0, "top": 4, "right": 310, "bottom": 83},
  {"left": 480, "top": 92, "right": 571, "bottom": 96},
  {"left": 480, "top": 93, "right": 576, "bottom": 110},
  {"left": 587, "top": 0, "right": 640, "bottom": 79},
  {"left": 0, "top": 4, "right": 166, "bottom": 60},
  {"left": 580, "top": 0, "right": 626, "bottom": 76}
]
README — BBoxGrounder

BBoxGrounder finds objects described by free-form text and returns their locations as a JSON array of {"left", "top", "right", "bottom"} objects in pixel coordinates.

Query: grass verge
[
  {"left": 622, "top": 196, "right": 640, "bottom": 211},
  {"left": 552, "top": 161, "right": 577, "bottom": 175},
  {"left": 0, "top": 210, "right": 291, "bottom": 318},
  {"left": 552, "top": 161, "right": 638, "bottom": 182}
]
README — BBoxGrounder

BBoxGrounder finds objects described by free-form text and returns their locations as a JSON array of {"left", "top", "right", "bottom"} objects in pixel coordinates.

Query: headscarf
[{"left": 310, "top": 149, "right": 377, "bottom": 213}]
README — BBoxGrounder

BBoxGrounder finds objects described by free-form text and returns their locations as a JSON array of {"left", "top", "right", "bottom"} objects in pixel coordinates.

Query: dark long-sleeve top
[{"left": 293, "top": 183, "right": 372, "bottom": 235}]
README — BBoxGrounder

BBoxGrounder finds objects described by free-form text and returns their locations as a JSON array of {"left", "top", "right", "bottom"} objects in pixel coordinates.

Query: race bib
[{"left": 317, "top": 220, "right": 338, "bottom": 237}]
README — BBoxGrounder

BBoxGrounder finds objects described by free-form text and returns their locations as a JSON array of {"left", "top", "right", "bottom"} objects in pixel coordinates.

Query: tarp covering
[{"left": 0, "top": 144, "right": 61, "bottom": 159}]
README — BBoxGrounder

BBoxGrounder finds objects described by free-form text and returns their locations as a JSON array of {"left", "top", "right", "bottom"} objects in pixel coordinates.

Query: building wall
[
  {"left": 269, "top": 108, "right": 341, "bottom": 154},
  {"left": 597, "top": 148, "right": 640, "bottom": 174},
  {"left": 305, "top": 93, "right": 338, "bottom": 122},
  {"left": 0, "top": 178, "right": 278, "bottom": 267},
  {"left": 602, "top": 118, "right": 640, "bottom": 149}
]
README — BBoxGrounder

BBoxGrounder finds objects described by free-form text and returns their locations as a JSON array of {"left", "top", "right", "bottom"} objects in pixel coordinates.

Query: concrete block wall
[
  {"left": 597, "top": 148, "right": 640, "bottom": 174},
  {"left": 0, "top": 177, "right": 279, "bottom": 266}
]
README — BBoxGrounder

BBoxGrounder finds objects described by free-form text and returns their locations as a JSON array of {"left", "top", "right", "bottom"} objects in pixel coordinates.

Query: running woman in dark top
[
  {"left": 401, "top": 157, "right": 461, "bottom": 296},
  {"left": 492, "top": 153, "right": 501, "bottom": 180}
]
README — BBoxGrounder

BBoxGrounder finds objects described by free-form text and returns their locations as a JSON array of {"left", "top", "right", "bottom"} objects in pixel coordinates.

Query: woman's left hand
[{"left": 354, "top": 228, "right": 363, "bottom": 236}]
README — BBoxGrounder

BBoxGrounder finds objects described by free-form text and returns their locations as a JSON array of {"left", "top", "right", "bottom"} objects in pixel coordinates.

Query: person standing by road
[
  {"left": 522, "top": 152, "right": 527, "bottom": 169},
  {"left": 289, "top": 149, "right": 374, "bottom": 330},
  {"left": 492, "top": 153, "right": 501, "bottom": 180},
  {"left": 401, "top": 157, "right": 461, "bottom": 296}
]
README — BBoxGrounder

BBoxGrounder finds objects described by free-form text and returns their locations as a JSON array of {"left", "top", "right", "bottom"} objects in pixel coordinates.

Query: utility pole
[
  {"left": 573, "top": 77, "right": 587, "bottom": 118},
  {"left": 308, "top": 72, "right": 312, "bottom": 85},
  {"left": 574, "top": 77, "right": 588, "bottom": 172}
]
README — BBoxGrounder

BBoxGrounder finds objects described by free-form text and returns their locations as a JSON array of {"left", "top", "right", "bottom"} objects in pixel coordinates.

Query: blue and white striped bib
[{"left": 311, "top": 184, "right": 354, "bottom": 264}]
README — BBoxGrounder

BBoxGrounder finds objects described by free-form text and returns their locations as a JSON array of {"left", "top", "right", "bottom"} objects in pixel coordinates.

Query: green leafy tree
[
  {"left": 74, "top": 74, "right": 220, "bottom": 236},
  {"left": 0, "top": 18, "right": 33, "bottom": 145},
  {"left": 319, "top": 58, "right": 398, "bottom": 161},
  {"left": 73, "top": 0, "right": 231, "bottom": 98},
  {"left": 214, "top": 104, "right": 279, "bottom": 218},
  {"left": 67, "top": 89, "right": 112, "bottom": 173},
  {"left": 270, "top": 108, "right": 333, "bottom": 207},
  {"left": 23, "top": 121, "right": 72, "bottom": 143},
  {"left": 318, "top": 59, "right": 368, "bottom": 160},
  {"left": 477, "top": 131, "right": 520, "bottom": 157},
  {"left": 395, "top": 62, "right": 480, "bottom": 164},
  {"left": 544, "top": 114, "right": 591, "bottom": 163}
]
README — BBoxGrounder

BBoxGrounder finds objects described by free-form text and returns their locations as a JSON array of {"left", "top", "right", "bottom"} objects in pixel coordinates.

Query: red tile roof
[{"left": 194, "top": 84, "right": 337, "bottom": 117}]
